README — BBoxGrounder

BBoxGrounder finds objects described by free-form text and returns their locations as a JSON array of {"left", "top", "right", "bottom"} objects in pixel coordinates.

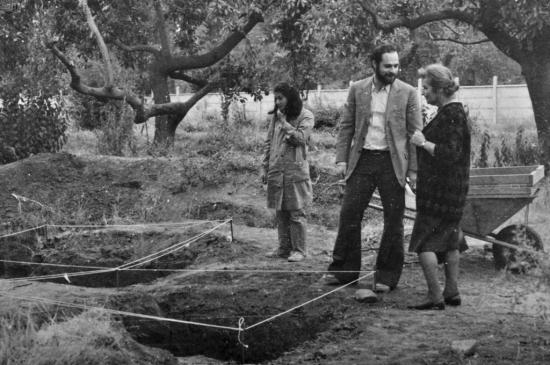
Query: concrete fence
[{"left": 159, "top": 79, "right": 534, "bottom": 125}]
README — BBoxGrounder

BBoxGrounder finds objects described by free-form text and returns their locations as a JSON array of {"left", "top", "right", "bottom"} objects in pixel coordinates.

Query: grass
[{"left": 0, "top": 307, "right": 176, "bottom": 365}]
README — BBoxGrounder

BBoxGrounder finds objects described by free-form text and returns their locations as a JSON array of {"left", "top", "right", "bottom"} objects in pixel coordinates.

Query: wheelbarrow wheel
[{"left": 492, "top": 224, "right": 544, "bottom": 272}]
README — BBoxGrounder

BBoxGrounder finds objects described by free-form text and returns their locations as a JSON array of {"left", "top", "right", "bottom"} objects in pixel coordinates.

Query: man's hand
[
  {"left": 336, "top": 162, "right": 347, "bottom": 178},
  {"left": 406, "top": 170, "right": 417, "bottom": 193}
]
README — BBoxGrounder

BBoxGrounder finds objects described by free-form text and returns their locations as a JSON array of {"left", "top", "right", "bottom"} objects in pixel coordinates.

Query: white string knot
[{"left": 237, "top": 317, "right": 248, "bottom": 349}]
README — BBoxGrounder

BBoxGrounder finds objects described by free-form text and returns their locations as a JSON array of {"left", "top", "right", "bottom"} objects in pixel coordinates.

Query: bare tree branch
[
  {"left": 356, "top": 0, "right": 525, "bottom": 62},
  {"left": 168, "top": 71, "right": 208, "bottom": 87},
  {"left": 113, "top": 40, "right": 160, "bottom": 54},
  {"left": 431, "top": 37, "right": 490, "bottom": 45},
  {"left": 357, "top": 0, "right": 475, "bottom": 32},
  {"left": 47, "top": 43, "right": 146, "bottom": 122},
  {"left": 146, "top": 81, "right": 219, "bottom": 119},
  {"left": 441, "top": 21, "right": 462, "bottom": 36},
  {"left": 165, "top": 11, "right": 263, "bottom": 73},
  {"left": 79, "top": 0, "right": 114, "bottom": 87}
]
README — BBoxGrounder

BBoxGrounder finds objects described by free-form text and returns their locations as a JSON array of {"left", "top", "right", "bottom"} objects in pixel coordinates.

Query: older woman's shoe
[
  {"left": 444, "top": 294, "right": 462, "bottom": 306},
  {"left": 407, "top": 301, "right": 445, "bottom": 310}
]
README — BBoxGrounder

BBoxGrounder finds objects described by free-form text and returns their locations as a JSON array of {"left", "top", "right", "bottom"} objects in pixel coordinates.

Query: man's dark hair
[
  {"left": 270, "top": 82, "right": 303, "bottom": 119},
  {"left": 370, "top": 44, "right": 398, "bottom": 64}
]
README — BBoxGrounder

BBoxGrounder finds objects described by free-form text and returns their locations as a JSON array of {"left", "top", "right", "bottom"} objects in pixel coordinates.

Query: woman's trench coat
[{"left": 262, "top": 108, "right": 314, "bottom": 210}]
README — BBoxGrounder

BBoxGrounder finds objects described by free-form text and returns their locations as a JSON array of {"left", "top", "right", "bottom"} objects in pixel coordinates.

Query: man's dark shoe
[
  {"left": 321, "top": 274, "right": 357, "bottom": 286},
  {"left": 321, "top": 274, "right": 342, "bottom": 286},
  {"left": 444, "top": 294, "right": 462, "bottom": 306}
]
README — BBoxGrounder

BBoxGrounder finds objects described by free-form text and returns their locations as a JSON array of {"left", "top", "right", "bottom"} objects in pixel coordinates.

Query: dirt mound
[{"left": 0, "top": 153, "right": 173, "bottom": 222}]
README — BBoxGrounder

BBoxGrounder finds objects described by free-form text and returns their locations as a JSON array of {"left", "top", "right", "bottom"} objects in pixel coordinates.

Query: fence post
[
  {"left": 316, "top": 84, "right": 322, "bottom": 104},
  {"left": 454, "top": 77, "right": 460, "bottom": 102},
  {"left": 492, "top": 75, "right": 498, "bottom": 124}
]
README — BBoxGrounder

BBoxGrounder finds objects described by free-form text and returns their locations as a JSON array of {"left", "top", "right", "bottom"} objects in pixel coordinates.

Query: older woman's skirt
[{"left": 408, "top": 213, "right": 468, "bottom": 263}]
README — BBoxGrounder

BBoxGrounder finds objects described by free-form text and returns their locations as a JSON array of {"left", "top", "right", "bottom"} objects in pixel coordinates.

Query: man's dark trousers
[{"left": 328, "top": 149, "right": 405, "bottom": 288}]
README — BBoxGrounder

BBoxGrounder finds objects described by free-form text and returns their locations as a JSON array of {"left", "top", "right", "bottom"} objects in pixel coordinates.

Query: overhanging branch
[
  {"left": 357, "top": 0, "right": 475, "bottom": 32},
  {"left": 356, "top": 0, "right": 525, "bottom": 62},
  {"left": 165, "top": 11, "right": 263, "bottom": 73},
  {"left": 146, "top": 81, "right": 219, "bottom": 120},
  {"left": 47, "top": 42, "right": 146, "bottom": 123},
  {"left": 168, "top": 71, "right": 208, "bottom": 87},
  {"left": 431, "top": 37, "right": 490, "bottom": 45}
]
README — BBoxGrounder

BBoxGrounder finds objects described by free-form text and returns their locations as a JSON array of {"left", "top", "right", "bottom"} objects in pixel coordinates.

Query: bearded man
[{"left": 325, "top": 43, "right": 422, "bottom": 292}]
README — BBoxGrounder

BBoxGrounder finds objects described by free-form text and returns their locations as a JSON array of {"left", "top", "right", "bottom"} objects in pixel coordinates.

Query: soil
[{"left": 1, "top": 153, "right": 549, "bottom": 364}]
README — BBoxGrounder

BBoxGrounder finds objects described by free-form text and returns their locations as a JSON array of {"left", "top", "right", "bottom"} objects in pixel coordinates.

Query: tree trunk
[
  {"left": 150, "top": 73, "right": 175, "bottom": 147},
  {"left": 521, "top": 59, "right": 550, "bottom": 173}
]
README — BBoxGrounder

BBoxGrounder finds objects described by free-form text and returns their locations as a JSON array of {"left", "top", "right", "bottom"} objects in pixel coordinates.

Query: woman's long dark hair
[{"left": 268, "top": 83, "right": 303, "bottom": 120}]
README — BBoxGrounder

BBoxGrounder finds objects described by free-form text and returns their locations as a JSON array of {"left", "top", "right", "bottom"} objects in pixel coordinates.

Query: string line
[
  {"left": 0, "top": 292, "right": 240, "bottom": 332},
  {"left": 244, "top": 272, "right": 374, "bottom": 331},
  {"left": 5, "top": 220, "right": 231, "bottom": 283}
]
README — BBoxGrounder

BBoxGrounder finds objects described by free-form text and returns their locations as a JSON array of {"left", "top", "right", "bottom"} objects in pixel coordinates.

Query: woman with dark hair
[
  {"left": 261, "top": 83, "right": 314, "bottom": 262},
  {"left": 408, "top": 64, "right": 471, "bottom": 310}
]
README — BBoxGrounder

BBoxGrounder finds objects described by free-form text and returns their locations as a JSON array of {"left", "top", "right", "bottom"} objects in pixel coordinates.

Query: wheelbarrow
[{"left": 364, "top": 165, "right": 546, "bottom": 270}]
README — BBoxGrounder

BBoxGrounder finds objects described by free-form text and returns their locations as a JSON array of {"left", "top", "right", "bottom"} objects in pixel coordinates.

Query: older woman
[
  {"left": 261, "top": 83, "right": 314, "bottom": 262},
  {"left": 408, "top": 64, "right": 471, "bottom": 310}
]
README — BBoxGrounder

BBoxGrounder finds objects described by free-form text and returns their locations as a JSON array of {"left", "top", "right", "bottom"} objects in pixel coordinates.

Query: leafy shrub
[
  {"left": 311, "top": 103, "right": 342, "bottom": 130},
  {"left": 477, "top": 126, "right": 541, "bottom": 168},
  {"left": 95, "top": 101, "right": 137, "bottom": 156},
  {"left": 0, "top": 89, "right": 68, "bottom": 164},
  {"left": 475, "top": 130, "right": 491, "bottom": 168},
  {"left": 514, "top": 126, "right": 541, "bottom": 166},
  {"left": 494, "top": 138, "right": 513, "bottom": 167},
  {"left": 72, "top": 94, "right": 106, "bottom": 130}
]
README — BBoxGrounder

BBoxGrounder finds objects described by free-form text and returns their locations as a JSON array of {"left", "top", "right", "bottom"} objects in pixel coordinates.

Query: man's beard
[{"left": 376, "top": 67, "right": 397, "bottom": 85}]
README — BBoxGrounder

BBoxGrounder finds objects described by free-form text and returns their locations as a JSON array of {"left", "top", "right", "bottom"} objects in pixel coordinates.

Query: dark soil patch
[
  {"left": 0, "top": 227, "right": 240, "bottom": 287},
  {"left": 119, "top": 271, "right": 349, "bottom": 363}
]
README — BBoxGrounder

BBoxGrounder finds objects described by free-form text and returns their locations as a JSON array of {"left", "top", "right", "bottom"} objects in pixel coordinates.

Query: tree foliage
[
  {"left": 0, "top": 90, "right": 68, "bottom": 164},
  {"left": 0, "top": 1, "right": 70, "bottom": 164},
  {"left": 349, "top": 0, "right": 550, "bottom": 167},
  {"left": 39, "top": 0, "right": 283, "bottom": 147}
]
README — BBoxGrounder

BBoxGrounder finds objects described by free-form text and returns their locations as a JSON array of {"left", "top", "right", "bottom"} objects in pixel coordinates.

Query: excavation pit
[
  {"left": 0, "top": 224, "right": 236, "bottom": 287},
  {"left": 0, "top": 223, "right": 352, "bottom": 363}
]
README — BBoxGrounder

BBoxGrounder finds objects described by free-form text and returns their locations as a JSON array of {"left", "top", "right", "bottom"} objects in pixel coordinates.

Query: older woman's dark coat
[{"left": 415, "top": 102, "right": 470, "bottom": 221}]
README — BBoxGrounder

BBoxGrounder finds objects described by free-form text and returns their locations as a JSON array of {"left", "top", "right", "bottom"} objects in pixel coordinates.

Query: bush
[
  {"left": 72, "top": 95, "right": 106, "bottom": 130},
  {"left": 310, "top": 104, "right": 342, "bottom": 130},
  {"left": 475, "top": 130, "right": 491, "bottom": 168},
  {"left": 474, "top": 125, "right": 541, "bottom": 168},
  {"left": 0, "top": 89, "right": 68, "bottom": 164},
  {"left": 94, "top": 101, "right": 137, "bottom": 156}
]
